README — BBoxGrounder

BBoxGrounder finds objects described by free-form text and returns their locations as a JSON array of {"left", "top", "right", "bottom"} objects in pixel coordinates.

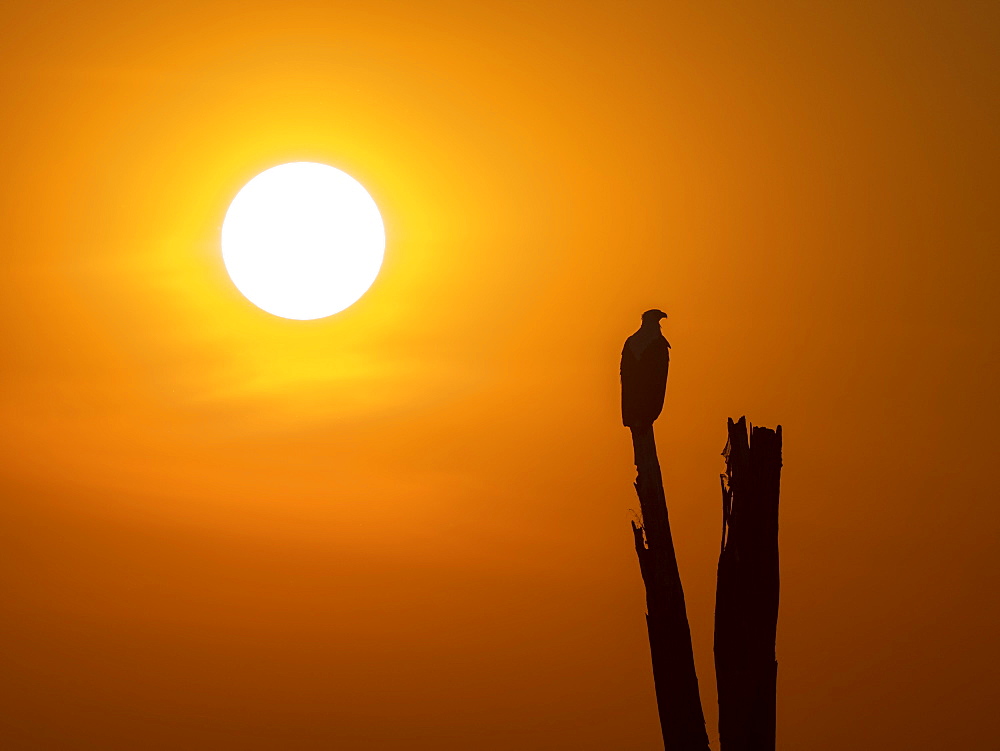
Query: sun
[{"left": 221, "top": 162, "right": 385, "bottom": 320}]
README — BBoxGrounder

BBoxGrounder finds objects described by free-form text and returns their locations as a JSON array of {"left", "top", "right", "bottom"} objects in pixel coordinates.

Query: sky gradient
[{"left": 1, "top": 1, "right": 997, "bottom": 748}]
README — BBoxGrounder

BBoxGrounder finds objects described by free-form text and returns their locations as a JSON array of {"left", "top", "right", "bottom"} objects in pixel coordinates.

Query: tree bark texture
[
  {"left": 629, "top": 425, "right": 711, "bottom": 751},
  {"left": 714, "top": 417, "right": 782, "bottom": 751}
]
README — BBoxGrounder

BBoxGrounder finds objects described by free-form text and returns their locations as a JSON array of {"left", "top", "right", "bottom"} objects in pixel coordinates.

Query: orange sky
[{"left": 1, "top": 2, "right": 997, "bottom": 748}]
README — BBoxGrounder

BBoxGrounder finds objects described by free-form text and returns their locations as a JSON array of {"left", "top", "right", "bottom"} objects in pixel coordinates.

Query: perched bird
[{"left": 621, "top": 309, "right": 670, "bottom": 429}]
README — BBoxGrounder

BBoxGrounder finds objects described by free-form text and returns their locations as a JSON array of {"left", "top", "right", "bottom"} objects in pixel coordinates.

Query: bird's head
[{"left": 641, "top": 309, "right": 668, "bottom": 327}]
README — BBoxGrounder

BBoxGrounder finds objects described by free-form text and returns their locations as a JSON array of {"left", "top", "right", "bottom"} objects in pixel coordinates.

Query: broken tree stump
[
  {"left": 630, "top": 424, "right": 711, "bottom": 751},
  {"left": 714, "top": 417, "right": 782, "bottom": 751}
]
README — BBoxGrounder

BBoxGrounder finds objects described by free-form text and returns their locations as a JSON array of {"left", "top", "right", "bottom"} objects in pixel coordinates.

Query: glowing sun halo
[{"left": 221, "top": 162, "right": 385, "bottom": 320}]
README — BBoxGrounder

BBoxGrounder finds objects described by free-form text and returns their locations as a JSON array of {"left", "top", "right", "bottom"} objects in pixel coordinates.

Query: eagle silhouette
[{"left": 620, "top": 309, "right": 670, "bottom": 429}]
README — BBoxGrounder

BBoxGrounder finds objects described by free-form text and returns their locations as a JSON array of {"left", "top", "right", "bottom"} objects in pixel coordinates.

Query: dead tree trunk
[
  {"left": 630, "top": 425, "right": 711, "bottom": 751},
  {"left": 714, "top": 417, "right": 782, "bottom": 751}
]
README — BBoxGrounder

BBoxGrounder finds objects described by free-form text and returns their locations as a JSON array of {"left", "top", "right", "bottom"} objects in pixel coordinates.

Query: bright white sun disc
[{"left": 221, "top": 162, "right": 385, "bottom": 320}]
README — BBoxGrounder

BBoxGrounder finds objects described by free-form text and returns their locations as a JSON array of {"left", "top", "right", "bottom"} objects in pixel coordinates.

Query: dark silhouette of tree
[
  {"left": 714, "top": 417, "right": 782, "bottom": 751},
  {"left": 620, "top": 309, "right": 784, "bottom": 749},
  {"left": 622, "top": 310, "right": 710, "bottom": 751}
]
